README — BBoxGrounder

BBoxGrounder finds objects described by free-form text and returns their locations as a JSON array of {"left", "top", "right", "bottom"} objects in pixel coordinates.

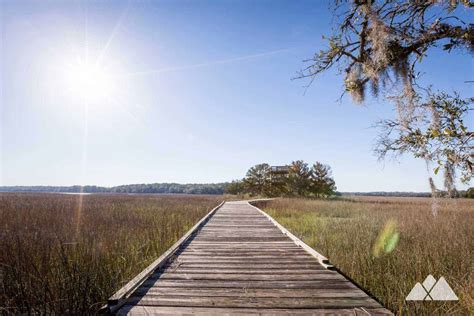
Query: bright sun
[{"left": 63, "top": 59, "right": 116, "bottom": 101}]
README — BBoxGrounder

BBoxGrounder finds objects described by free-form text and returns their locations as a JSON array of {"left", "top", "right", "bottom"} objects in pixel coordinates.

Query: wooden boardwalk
[{"left": 106, "top": 201, "right": 392, "bottom": 315}]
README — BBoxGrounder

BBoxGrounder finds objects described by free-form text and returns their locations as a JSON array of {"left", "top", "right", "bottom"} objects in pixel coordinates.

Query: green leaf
[{"left": 434, "top": 166, "right": 440, "bottom": 175}]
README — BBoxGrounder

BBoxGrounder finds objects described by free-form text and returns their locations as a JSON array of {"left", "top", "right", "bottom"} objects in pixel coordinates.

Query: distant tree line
[
  {"left": 341, "top": 188, "right": 474, "bottom": 198},
  {"left": 342, "top": 192, "right": 432, "bottom": 198},
  {"left": 111, "top": 183, "right": 227, "bottom": 194},
  {"left": 226, "top": 160, "right": 337, "bottom": 198},
  {"left": 3, "top": 183, "right": 471, "bottom": 198},
  {"left": 0, "top": 183, "right": 228, "bottom": 195}
]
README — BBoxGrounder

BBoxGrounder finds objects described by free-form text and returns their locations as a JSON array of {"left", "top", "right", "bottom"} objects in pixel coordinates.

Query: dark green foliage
[
  {"left": 310, "top": 162, "right": 337, "bottom": 197},
  {"left": 224, "top": 180, "right": 246, "bottom": 195},
  {"left": 227, "top": 160, "right": 337, "bottom": 198},
  {"left": 286, "top": 160, "right": 312, "bottom": 197},
  {"left": 242, "top": 163, "right": 272, "bottom": 196},
  {"left": 462, "top": 187, "right": 474, "bottom": 199}
]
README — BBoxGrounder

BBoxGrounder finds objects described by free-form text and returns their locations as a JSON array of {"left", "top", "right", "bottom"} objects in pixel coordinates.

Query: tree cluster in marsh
[{"left": 226, "top": 160, "right": 336, "bottom": 198}]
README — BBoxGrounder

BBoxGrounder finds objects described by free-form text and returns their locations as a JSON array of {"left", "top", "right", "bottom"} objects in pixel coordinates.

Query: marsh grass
[
  {"left": 260, "top": 197, "right": 473, "bottom": 315},
  {"left": 0, "top": 193, "right": 222, "bottom": 315}
]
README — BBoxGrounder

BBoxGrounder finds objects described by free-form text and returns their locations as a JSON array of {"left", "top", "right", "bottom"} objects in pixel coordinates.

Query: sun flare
[{"left": 63, "top": 59, "right": 117, "bottom": 101}]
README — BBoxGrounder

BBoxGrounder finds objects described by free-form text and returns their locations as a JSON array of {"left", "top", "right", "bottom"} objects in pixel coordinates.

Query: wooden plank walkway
[{"left": 106, "top": 201, "right": 392, "bottom": 315}]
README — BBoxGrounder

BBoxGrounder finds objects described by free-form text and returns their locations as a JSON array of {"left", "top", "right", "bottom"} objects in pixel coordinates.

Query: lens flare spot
[{"left": 372, "top": 219, "right": 400, "bottom": 257}]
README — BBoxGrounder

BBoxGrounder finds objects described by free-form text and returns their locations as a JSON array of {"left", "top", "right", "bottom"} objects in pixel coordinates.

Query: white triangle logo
[
  {"left": 405, "top": 282, "right": 427, "bottom": 300},
  {"left": 422, "top": 275, "right": 436, "bottom": 292},
  {"left": 406, "top": 275, "right": 458, "bottom": 301},
  {"left": 429, "top": 277, "right": 459, "bottom": 301}
]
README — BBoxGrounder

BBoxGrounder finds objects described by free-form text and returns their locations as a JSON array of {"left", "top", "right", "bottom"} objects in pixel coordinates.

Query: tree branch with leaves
[{"left": 299, "top": 0, "right": 473, "bottom": 193}]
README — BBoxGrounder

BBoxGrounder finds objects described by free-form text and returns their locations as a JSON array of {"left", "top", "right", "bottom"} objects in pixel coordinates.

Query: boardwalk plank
[
  {"left": 174, "top": 258, "right": 318, "bottom": 263},
  {"left": 153, "top": 272, "right": 346, "bottom": 281},
  {"left": 164, "top": 268, "right": 329, "bottom": 274},
  {"left": 142, "top": 279, "right": 358, "bottom": 289},
  {"left": 166, "top": 263, "right": 327, "bottom": 270},
  {"left": 118, "top": 305, "right": 392, "bottom": 316},
  {"left": 132, "top": 287, "right": 369, "bottom": 298},
  {"left": 127, "top": 296, "right": 382, "bottom": 309}
]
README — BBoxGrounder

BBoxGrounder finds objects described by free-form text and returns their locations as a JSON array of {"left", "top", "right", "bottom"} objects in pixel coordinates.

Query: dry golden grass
[
  {"left": 0, "top": 193, "right": 222, "bottom": 315},
  {"left": 260, "top": 197, "right": 474, "bottom": 315}
]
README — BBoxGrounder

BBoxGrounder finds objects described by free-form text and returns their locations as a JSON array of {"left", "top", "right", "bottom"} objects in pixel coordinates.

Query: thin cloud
[
  {"left": 95, "top": 1, "right": 132, "bottom": 67},
  {"left": 121, "top": 48, "right": 293, "bottom": 77}
]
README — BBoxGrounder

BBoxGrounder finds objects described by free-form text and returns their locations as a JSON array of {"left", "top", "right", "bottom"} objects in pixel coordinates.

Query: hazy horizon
[{"left": 0, "top": 182, "right": 441, "bottom": 193}]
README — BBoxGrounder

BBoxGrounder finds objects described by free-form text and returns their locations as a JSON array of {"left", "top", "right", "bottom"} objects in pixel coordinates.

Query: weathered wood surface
[{"left": 109, "top": 201, "right": 392, "bottom": 315}]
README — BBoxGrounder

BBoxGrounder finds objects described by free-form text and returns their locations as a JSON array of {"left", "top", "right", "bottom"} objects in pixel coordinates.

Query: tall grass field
[
  {"left": 0, "top": 193, "right": 222, "bottom": 314},
  {"left": 2, "top": 194, "right": 472, "bottom": 315},
  {"left": 258, "top": 197, "right": 473, "bottom": 315}
]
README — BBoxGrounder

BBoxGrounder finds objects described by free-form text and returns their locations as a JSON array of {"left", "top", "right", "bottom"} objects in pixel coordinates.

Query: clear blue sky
[{"left": 1, "top": 1, "right": 472, "bottom": 191}]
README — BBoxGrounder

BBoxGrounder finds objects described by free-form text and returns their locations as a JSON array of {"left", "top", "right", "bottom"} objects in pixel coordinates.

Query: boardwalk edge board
[
  {"left": 103, "top": 200, "right": 226, "bottom": 314},
  {"left": 247, "top": 200, "right": 333, "bottom": 269}
]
